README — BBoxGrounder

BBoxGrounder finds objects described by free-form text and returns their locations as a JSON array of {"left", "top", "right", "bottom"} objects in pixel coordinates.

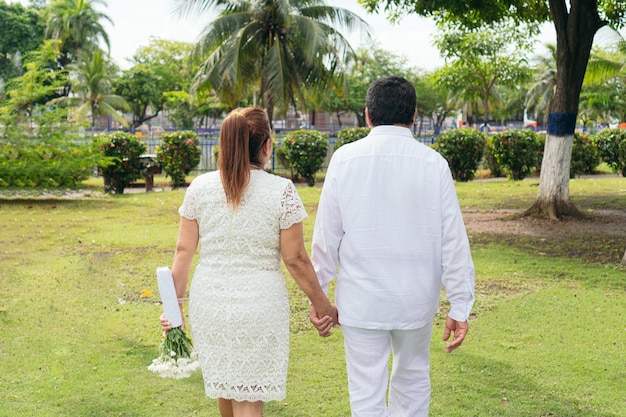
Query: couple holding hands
[{"left": 160, "top": 76, "right": 474, "bottom": 417}]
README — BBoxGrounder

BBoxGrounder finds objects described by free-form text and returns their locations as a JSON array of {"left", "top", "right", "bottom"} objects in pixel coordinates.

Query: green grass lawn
[{"left": 0, "top": 176, "right": 624, "bottom": 416}]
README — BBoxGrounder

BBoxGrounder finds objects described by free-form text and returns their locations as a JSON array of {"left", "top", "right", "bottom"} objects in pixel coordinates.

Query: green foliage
[
  {"left": 433, "top": 20, "right": 534, "bottom": 124},
  {"left": 281, "top": 130, "right": 329, "bottom": 186},
  {"left": 0, "top": 1, "right": 46, "bottom": 82},
  {"left": 187, "top": 0, "right": 368, "bottom": 120},
  {"left": 433, "top": 128, "right": 486, "bottom": 181},
  {"left": 43, "top": 0, "right": 113, "bottom": 68},
  {"left": 116, "top": 39, "right": 195, "bottom": 130},
  {"left": 213, "top": 144, "right": 220, "bottom": 165},
  {"left": 593, "top": 128, "right": 626, "bottom": 177},
  {"left": 534, "top": 132, "right": 546, "bottom": 173},
  {"left": 0, "top": 107, "right": 98, "bottom": 188},
  {"left": 570, "top": 132, "right": 600, "bottom": 178},
  {"left": 0, "top": 140, "right": 98, "bottom": 188},
  {"left": 93, "top": 131, "right": 146, "bottom": 193},
  {"left": 490, "top": 129, "right": 541, "bottom": 180},
  {"left": 335, "top": 127, "right": 370, "bottom": 150},
  {"left": 322, "top": 47, "right": 412, "bottom": 127},
  {"left": 2, "top": 40, "right": 68, "bottom": 124},
  {"left": 156, "top": 130, "right": 201, "bottom": 189},
  {"left": 483, "top": 136, "right": 504, "bottom": 178},
  {"left": 51, "top": 51, "right": 129, "bottom": 128}
]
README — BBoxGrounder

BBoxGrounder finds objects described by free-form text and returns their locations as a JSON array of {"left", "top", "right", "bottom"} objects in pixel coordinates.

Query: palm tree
[
  {"left": 44, "top": 0, "right": 112, "bottom": 68},
  {"left": 525, "top": 43, "right": 557, "bottom": 125},
  {"left": 584, "top": 39, "right": 626, "bottom": 85},
  {"left": 50, "top": 51, "right": 129, "bottom": 129},
  {"left": 175, "top": 0, "right": 370, "bottom": 125}
]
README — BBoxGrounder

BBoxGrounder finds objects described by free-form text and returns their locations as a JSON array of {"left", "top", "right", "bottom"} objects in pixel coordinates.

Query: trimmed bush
[
  {"left": 570, "top": 132, "right": 600, "bottom": 178},
  {"left": 156, "top": 130, "right": 202, "bottom": 189},
  {"left": 534, "top": 133, "right": 546, "bottom": 173},
  {"left": 0, "top": 107, "right": 101, "bottom": 189},
  {"left": 433, "top": 128, "right": 486, "bottom": 182},
  {"left": 483, "top": 137, "right": 504, "bottom": 178},
  {"left": 93, "top": 132, "right": 147, "bottom": 194},
  {"left": 281, "top": 129, "right": 329, "bottom": 186},
  {"left": 490, "top": 129, "right": 542, "bottom": 180},
  {"left": 0, "top": 140, "right": 99, "bottom": 188},
  {"left": 335, "top": 127, "right": 370, "bottom": 150},
  {"left": 593, "top": 128, "right": 626, "bottom": 177}
]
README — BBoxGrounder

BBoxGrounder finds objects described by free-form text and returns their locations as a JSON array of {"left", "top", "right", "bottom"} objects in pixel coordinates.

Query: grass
[{"left": 1, "top": 176, "right": 625, "bottom": 416}]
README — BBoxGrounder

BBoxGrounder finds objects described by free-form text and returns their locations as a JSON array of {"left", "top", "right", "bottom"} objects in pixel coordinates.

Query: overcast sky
[{"left": 8, "top": 0, "right": 622, "bottom": 71}]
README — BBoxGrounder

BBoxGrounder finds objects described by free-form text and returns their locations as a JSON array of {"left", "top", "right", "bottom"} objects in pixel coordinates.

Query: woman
[{"left": 160, "top": 107, "right": 337, "bottom": 417}]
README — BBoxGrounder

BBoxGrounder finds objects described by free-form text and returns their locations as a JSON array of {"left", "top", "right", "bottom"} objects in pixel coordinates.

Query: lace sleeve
[
  {"left": 279, "top": 181, "right": 308, "bottom": 229},
  {"left": 178, "top": 183, "right": 198, "bottom": 220}
]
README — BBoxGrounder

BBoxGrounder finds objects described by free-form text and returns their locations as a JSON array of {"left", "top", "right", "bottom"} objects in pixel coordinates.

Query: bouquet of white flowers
[{"left": 148, "top": 267, "right": 200, "bottom": 379}]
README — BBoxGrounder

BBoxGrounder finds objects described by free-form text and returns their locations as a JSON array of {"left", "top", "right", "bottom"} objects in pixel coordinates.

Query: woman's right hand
[{"left": 160, "top": 313, "right": 172, "bottom": 338}]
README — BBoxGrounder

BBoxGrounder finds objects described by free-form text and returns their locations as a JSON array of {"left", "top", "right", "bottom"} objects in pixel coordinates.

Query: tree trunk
[
  {"left": 526, "top": 0, "right": 604, "bottom": 219},
  {"left": 525, "top": 133, "right": 580, "bottom": 219}
]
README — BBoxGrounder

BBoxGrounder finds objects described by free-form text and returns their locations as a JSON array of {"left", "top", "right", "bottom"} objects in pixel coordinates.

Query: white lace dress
[{"left": 178, "top": 169, "right": 307, "bottom": 402}]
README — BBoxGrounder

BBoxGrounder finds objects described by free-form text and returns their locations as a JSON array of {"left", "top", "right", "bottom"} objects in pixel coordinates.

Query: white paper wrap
[{"left": 156, "top": 267, "right": 183, "bottom": 328}]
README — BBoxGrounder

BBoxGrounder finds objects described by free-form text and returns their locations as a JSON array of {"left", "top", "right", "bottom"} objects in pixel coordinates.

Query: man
[{"left": 310, "top": 76, "right": 475, "bottom": 417}]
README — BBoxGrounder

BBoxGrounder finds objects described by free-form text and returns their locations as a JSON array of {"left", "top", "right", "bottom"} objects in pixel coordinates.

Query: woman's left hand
[{"left": 309, "top": 305, "right": 338, "bottom": 337}]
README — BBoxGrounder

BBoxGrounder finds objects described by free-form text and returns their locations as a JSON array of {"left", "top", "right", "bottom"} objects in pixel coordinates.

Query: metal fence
[{"left": 144, "top": 135, "right": 438, "bottom": 173}]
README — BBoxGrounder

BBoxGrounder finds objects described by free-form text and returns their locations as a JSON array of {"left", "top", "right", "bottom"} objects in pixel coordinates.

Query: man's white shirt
[{"left": 311, "top": 125, "right": 475, "bottom": 330}]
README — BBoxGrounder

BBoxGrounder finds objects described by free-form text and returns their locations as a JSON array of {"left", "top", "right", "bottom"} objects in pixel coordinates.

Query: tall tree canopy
[
  {"left": 323, "top": 46, "right": 410, "bottom": 127},
  {"left": 434, "top": 19, "right": 534, "bottom": 127},
  {"left": 0, "top": 1, "right": 46, "bottom": 82},
  {"left": 50, "top": 51, "right": 129, "bottom": 128},
  {"left": 175, "top": 0, "right": 370, "bottom": 125},
  {"left": 114, "top": 38, "right": 195, "bottom": 130},
  {"left": 43, "top": 0, "right": 112, "bottom": 68},
  {"left": 360, "top": 0, "right": 626, "bottom": 219}
]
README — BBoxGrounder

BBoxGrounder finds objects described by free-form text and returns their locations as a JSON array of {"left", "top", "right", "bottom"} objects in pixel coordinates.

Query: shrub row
[
  {"left": 1, "top": 127, "right": 624, "bottom": 191},
  {"left": 0, "top": 140, "right": 99, "bottom": 188},
  {"left": 435, "top": 128, "right": 624, "bottom": 182}
]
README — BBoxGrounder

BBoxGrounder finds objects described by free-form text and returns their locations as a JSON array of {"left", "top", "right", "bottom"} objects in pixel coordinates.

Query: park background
[{"left": 1, "top": 1, "right": 625, "bottom": 415}]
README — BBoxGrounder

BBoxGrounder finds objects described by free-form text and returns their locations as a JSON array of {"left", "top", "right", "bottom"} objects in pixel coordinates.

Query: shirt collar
[{"left": 369, "top": 125, "right": 413, "bottom": 137}]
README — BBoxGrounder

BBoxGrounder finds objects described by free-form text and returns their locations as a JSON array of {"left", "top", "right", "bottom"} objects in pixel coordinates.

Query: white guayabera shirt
[{"left": 312, "top": 125, "right": 475, "bottom": 330}]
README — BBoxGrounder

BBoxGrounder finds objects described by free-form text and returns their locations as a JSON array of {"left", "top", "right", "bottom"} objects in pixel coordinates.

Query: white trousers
[{"left": 341, "top": 323, "right": 433, "bottom": 417}]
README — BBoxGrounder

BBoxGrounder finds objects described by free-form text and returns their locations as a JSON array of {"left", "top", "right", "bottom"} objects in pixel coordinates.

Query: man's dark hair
[{"left": 365, "top": 76, "right": 416, "bottom": 126}]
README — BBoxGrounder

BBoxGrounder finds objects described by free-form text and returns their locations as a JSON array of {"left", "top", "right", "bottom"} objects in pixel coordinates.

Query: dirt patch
[
  {"left": 463, "top": 208, "right": 626, "bottom": 237},
  {"left": 464, "top": 209, "right": 626, "bottom": 265}
]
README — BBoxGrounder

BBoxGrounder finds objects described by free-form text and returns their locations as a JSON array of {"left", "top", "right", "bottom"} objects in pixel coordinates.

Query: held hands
[
  {"left": 443, "top": 316, "right": 469, "bottom": 353},
  {"left": 309, "top": 305, "right": 339, "bottom": 337}
]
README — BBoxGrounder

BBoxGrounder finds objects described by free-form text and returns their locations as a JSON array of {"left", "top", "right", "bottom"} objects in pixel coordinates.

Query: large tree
[
  {"left": 434, "top": 19, "right": 534, "bottom": 128},
  {"left": 114, "top": 38, "right": 195, "bottom": 130},
  {"left": 360, "top": 0, "right": 625, "bottom": 219},
  {"left": 0, "top": 1, "right": 46, "bottom": 82},
  {"left": 175, "top": 0, "right": 370, "bottom": 126},
  {"left": 322, "top": 46, "right": 410, "bottom": 127},
  {"left": 1, "top": 40, "right": 67, "bottom": 130},
  {"left": 43, "top": 0, "right": 112, "bottom": 69},
  {"left": 50, "top": 50, "right": 128, "bottom": 129}
]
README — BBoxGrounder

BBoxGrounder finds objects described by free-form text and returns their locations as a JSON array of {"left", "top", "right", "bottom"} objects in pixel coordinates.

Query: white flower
[{"left": 147, "top": 327, "right": 199, "bottom": 379}]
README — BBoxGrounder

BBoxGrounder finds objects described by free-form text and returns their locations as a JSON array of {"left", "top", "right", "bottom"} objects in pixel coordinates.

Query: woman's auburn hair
[{"left": 218, "top": 107, "right": 271, "bottom": 209}]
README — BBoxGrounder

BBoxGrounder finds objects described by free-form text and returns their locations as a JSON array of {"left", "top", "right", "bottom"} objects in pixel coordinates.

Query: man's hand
[
  {"left": 443, "top": 317, "right": 468, "bottom": 353},
  {"left": 309, "top": 305, "right": 338, "bottom": 337}
]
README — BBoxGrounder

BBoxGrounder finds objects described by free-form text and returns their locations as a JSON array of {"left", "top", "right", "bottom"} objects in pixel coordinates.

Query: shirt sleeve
[
  {"left": 178, "top": 181, "right": 198, "bottom": 220},
  {"left": 439, "top": 161, "right": 475, "bottom": 322},
  {"left": 279, "top": 181, "right": 308, "bottom": 229},
  {"left": 311, "top": 157, "right": 343, "bottom": 294}
]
